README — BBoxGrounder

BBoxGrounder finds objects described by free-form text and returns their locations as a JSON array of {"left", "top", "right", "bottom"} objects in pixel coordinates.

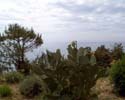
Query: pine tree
[{"left": 0, "top": 24, "right": 43, "bottom": 73}]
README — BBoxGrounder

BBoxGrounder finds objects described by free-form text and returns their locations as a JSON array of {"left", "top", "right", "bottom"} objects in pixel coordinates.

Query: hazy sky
[{"left": 0, "top": 0, "right": 125, "bottom": 43}]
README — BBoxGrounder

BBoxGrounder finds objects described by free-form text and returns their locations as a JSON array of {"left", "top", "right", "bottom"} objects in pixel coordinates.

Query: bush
[
  {"left": 19, "top": 75, "right": 43, "bottom": 97},
  {"left": 110, "top": 56, "right": 125, "bottom": 96},
  {"left": 95, "top": 45, "right": 112, "bottom": 67},
  {"left": 0, "top": 85, "right": 12, "bottom": 97},
  {"left": 112, "top": 43, "right": 124, "bottom": 60},
  {"left": 5, "top": 71, "right": 24, "bottom": 84},
  {"left": 0, "top": 75, "right": 5, "bottom": 83}
]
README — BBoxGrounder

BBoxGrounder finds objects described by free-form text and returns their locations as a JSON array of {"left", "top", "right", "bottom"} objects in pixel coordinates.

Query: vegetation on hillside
[
  {"left": 0, "top": 24, "right": 124, "bottom": 100},
  {"left": 110, "top": 55, "right": 125, "bottom": 96},
  {"left": 0, "top": 24, "right": 43, "bottom": 74}
]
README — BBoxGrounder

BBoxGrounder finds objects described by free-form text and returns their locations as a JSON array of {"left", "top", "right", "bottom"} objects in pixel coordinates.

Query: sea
[{"left": 27, "top": 41, "right": 125, "bottom": 61}]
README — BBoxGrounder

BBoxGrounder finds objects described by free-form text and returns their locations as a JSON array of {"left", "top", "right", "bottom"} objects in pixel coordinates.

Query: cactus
[
  {"left": 67, "top": 41, "right": 77, "bottom": 63},
  {"left": 32, "top": 41, "right": 99, "bottom": 100},
  {"left": 78, "top": 55, "right": 90, "bottom": 65},
  {"left": 90, "top": 54, "right": 96, "bottom": 65},
  {"left": 77, "top": 47, "right": 90, "bottom": 65}
]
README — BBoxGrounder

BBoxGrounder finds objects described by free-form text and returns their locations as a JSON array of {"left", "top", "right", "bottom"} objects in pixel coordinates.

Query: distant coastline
[
  {"left": 42, "top": 41, "right": 125, "bottom": 53},
  {"left": 26, "top": 41, "right": 125, "bottom": 61}
]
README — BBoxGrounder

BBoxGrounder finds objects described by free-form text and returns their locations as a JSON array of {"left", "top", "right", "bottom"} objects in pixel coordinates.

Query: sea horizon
[{"left": 27, "top": 41, "right": 125, "bottom": 61}]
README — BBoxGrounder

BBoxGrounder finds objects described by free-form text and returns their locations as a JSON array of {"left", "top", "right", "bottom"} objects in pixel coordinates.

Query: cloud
[
  {"left": 51, "top": 0, "right": 125, "bottom": 33},
  {"left": 0, "top": 0, "right": 125, "bottom": 43}
]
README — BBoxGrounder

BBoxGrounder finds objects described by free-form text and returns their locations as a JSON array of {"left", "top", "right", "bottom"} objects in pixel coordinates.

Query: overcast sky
[{"left": 0, "top": 0, "right": 125, "bottom": 43}]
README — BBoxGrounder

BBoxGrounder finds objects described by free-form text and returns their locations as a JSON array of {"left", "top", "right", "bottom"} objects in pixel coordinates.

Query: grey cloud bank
[{"left": 0, "top": 0, "right": 125, "bottom": 45}]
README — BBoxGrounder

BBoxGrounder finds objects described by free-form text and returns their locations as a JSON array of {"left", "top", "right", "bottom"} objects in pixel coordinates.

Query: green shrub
[
  {"left": 0, "top": 85, "right": 12, "bottom": 97},
  {"left": 0, "top": 75, "right": 5, "bottom": 83},
  {"left": 95, "top": 45, "right": 112, "bottom": 67},
  {"left": 110, "top": 56, "right": 125, "bottom": 96},
  {"left": 112, "top": 43, "right": 124, "bottom": 60},
  {"left": 19, "top": 75, "right": 43, "bottom": 97},
  {"left": 5, "top": 71, "right": 23, "bottom": 83}
]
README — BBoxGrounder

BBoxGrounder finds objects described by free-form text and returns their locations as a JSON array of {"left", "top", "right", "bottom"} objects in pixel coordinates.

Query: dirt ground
[
  {"left": 93, "top": 77, "right": 125, "bottom": 100},
  {"left": 0, "top": 84, "right": 35, "bottom": 100}
]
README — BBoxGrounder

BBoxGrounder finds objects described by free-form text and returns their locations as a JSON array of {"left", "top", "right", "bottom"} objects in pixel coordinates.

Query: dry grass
[
  {"left": 1, "top": 77, "right": 125, "bottom": 100},
  {"left": 93, "top": 77, "right": 125, "bottom": 100},
  {"left": 0, "top": 83, "right": 34, "bottom": 100}
]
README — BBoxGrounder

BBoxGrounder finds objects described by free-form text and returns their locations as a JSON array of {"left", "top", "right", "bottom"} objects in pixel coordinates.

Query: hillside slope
[{"left": 93, "top": 77, "right": 125, "bottom": 100}]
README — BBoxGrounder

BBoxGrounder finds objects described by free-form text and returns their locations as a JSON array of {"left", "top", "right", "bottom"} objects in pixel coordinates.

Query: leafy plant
[
  {"left": 112, "top": 43, "right": 124, "bottom": 60},
  {"left": 95, "top": 45, "right": 112, "bottom": 67},
  {"left": 0, "top": 85, "right": 12, "bottom": 97},
  {"left": 5, "top": 71, "right": 23, "bottom": 83},
  {"left": 32, "top": 41, "right": 100, "bottom": 100},
  {"left": 110, "top": 56, "right": 125, "bottom": 96},
  {"left": 19, "top": 75, "right": 43, "bottom": 97}
]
